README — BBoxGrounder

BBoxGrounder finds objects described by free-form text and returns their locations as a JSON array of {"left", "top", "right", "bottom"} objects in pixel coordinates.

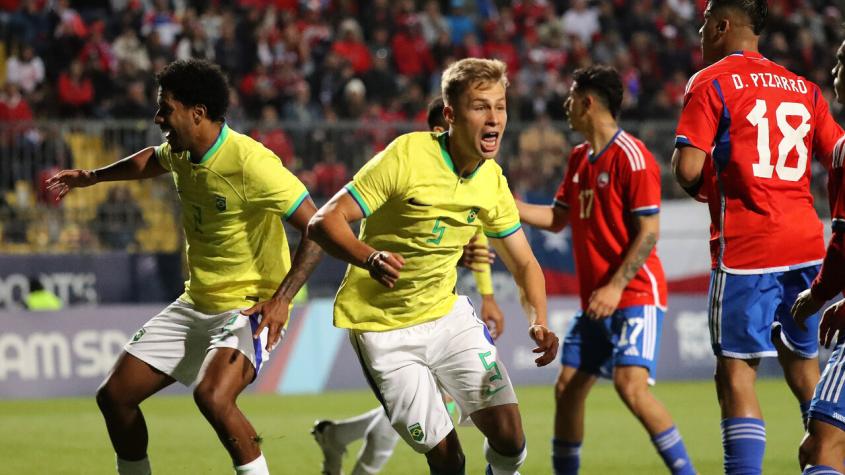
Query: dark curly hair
[
  {"left": 708, "top": 0, "right": 767, "bottom": 35},
  {"left": 156, "top": 59, "right": 230, "bottom": 122},
  {"left": 572, "top": 65, "right": 624, "bottom": 119},
  {"left": 426, "top": 97, "right": 447, "bottom": 131}
]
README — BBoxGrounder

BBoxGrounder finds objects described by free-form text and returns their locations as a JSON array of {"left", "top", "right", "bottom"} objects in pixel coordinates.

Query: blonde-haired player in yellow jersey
[
  {"left": 308, "top": 58, "right": 559, "bottom": 475},
  {"left": 311, "top": 97, "right": 507, "bottom": 475},
  {"left": 46, "top": 59, "right": 321, "bottom": 475}
]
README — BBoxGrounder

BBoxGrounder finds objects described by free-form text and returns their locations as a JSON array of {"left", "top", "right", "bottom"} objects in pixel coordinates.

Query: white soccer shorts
[
  {"left": 349, "top": 295, "right": 518, "bottom": 453},
  {"left": 124, "top": 299, "right": 272, "bottom": 385}
]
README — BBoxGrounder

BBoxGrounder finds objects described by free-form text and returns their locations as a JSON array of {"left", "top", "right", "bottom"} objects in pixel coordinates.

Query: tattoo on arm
[
  {"left": 274, "top": 238, "right": 323, "bottom": 300},
  {"left": 612, "top": 232, "right": 657, "bottom": 289}
]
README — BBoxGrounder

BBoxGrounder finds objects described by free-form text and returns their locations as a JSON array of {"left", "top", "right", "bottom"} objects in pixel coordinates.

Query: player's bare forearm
[
  {"left": 609, "top": 215, "right": 659, "bottom": 291},
  {"left": 671, "top": 147, "right": 705, "bottom": 188},
  {"left": 274, "top": 237, "right": 322, "bottom": 301},
  {"left": 517, "top": 200, "right": 568, "bottom": 232},
  {"left": 514, "top": 259, "right": 548, "bottom": 326},
  {"left": 308, "top": 191, "right": 376, "bottom": 268},
  {"left": 491, "top": 232, "right": 548, "bottom": 326},
  {"left": 46, "top": 147, "right": 166, "bottom": 199},
  {"left": 308, "top": 210, "right": 373, "bottom": 268}
]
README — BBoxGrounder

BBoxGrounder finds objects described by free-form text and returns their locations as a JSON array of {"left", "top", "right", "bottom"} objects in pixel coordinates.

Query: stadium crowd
[{"left": 0, "top": 0, "right": 841, "bottom": 250}]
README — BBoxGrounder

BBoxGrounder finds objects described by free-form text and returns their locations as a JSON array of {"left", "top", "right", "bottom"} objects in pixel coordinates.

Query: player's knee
[
  {"left": 193, "top": 383, "right": 234, "bottom": 415},
  {"left": 612, "top": 370, "right": 648, "bottom": 406},
  {"left": 96, "top": 379, "right": 129, "bottom": 413}
]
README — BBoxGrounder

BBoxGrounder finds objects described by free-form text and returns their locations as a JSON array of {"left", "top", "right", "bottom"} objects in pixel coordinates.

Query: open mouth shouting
[{"left": 480, "top": 131, "right": 500, "bottom": 154}]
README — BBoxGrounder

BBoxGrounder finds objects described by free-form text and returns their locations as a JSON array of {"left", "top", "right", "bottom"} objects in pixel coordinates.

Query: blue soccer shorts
[
  {"left": 560, "top": 305, "right": 664, "bottom": 383},
  {"left": 810, "top": 342, "right": 845, "bottom": 431},
  {"left": 707, "top": 266, "right": 820, "bottom": 359}
]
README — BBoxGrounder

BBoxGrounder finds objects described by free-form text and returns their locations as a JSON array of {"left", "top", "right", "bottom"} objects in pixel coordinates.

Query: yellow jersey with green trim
[
  {"left": 155, "top": 124, "right": 308, "bottom": 313},
  {"left": 335, "top": 131, "right": 521, "bottom": 331}
]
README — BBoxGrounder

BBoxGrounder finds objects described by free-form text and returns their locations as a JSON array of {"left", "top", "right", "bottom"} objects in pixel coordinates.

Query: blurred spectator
[
  {"left": 0, "top": 191, "right": 27, "bottom": 244},
  {"left": 391, "top": 17, "right": 434, "bottom": 80},
  {"left": 57, "top": 59, "right": 94, "bottom": 117},
  {"left": 0, "top": 83, "right": 33, "bottom": 122},
  {"left": 140, "top": 0, "right": 181, "bottom": 48},
  {"left": 362, "top": 52, "right": 398, "bottom": 106},
  {"left": 25, "top": 276, "right": 62, "bottom": 311},
  {"left": 175, "top": 18, "right": 214, "bottom": 61},
  {"left": 6, "top": 44, "right": 45, "bottom": 95},
  {"left": 250, "top": 105, "right": 295, "bottom": 167},
  {"left": 336, "top": 78, "right": 366, "bottom": 120},
  {"left": 112, "top": 26, "right": 151, "bottom": 72},
  {"left": 561, "top": 0, "right": 599, "bottom": 45},
  {"left": 446, "top": 0, "right": 476, "bottom": 46},
  {"left": 312, "top": 142, "right": 347, "bottom": 199},
  {"left": 93, "top": 186, "right": 144, "bottom": 250},
  {"left": 419, "top": 0, "right": 449, "bottom": 45},
  {"left": 331, "top": 18, "right": 371, "bottom": 75}
]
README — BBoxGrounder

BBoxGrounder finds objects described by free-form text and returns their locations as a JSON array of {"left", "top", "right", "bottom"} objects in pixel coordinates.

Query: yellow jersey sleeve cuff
[
  {"left": 473, "top": 268, "right": 494, "bottom": 295},
  {"left": 484, "top": 223, "right": 522, "bottom": 239},
  {"left": 284, "top": 191, "right": 309, "bottom": 220},
  {"left": 345, "top": 183, "right": 372, "bottom": 217}
]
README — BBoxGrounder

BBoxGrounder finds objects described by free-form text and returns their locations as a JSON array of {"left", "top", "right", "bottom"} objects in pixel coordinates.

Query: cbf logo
[
  {"left": 408, "top": 422, "right": 425, "bottom": 442},
  {"left": 131, "top": 328, "right": 146, "bottom": 343},
  {"left": 597, "top": 172, "right": 610, "bottom": 188},
  {"left": 467, "top": 207, "right": 480, "bottom": 223},
  {"left": 214, "top": 194, "right": 227, "bottom": 212}
]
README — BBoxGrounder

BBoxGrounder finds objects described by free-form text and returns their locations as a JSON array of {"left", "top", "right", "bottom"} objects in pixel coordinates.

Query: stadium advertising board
[
  {"left": 0, "top": 253, "right": 183, "bottom": 309},
  {"left": 0, "top": 296, "right": 748, "bottom": 399}
]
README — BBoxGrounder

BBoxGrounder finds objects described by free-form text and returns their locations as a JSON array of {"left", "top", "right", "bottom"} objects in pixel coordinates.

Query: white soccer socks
[
  {"left": 116, "top": 455, "right": 151, "bottom": 475},
  {"left": 351, "top": 411, "right": 401, "bottom": 475},
  {"left": 234, "top": 453, "right": 269, "bottom": 475},
  {"left": 483, "top": 438, "right": 527, "bottom": 475}
]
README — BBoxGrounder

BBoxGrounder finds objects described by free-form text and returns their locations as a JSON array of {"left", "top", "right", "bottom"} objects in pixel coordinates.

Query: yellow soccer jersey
[
  {"left": 155, "top": 124, "right": 308, "bottom": 313},
  {"left": 334, "top": 131, "right": 521, "bottom": 331}
]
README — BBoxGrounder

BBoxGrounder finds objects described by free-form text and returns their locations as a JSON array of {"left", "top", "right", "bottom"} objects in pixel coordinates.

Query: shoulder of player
[
  {"left": 613, "top": 131, "right": 654, "bottom": 172},
  {"left": 685, "top": 56, "right": 744, "bottom": 94},
  {"left": 229, "top": 129, "right": 288, "bottom": 170}
]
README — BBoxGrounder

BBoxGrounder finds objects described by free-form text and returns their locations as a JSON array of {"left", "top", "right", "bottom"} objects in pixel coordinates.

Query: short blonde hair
[{"left": 441, "top": 58, "right": 509, "bottom": 107}]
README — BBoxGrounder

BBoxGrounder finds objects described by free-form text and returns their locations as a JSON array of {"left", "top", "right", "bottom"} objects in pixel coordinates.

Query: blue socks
[
  {"left": 803, "top": 466, "right": 843, "bottom": 474},
  {"left": 651, "top": 426, "right": 696, "bottom": 474},
  {"left": 551, "top": 438, "right": 580, "bottom": 475},
  {"left": 721, "top": 417, "right": 766, "bottom": 475}
]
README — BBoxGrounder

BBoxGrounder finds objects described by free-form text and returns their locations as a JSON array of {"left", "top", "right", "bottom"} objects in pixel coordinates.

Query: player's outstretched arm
[
  {"left": 490, "top": 229, "right": 559, "bottom": 366},
  {"left": 516, "top": 200, "right": 568, "bottom": 232},
  {"left": 244, "top": 198, "right": 323, "bottom": 351},
  {"left": 308, "top": 190, "right": 404, "bottom": 288},
  {"left": 671, "top": 147, "right": 706, "bottom": 197},
  {"left": 45, "top": 147, "right": 167, "bottom": 200},
  {"left": 587, "top": 214, "right": 659, "bottom": 320}
]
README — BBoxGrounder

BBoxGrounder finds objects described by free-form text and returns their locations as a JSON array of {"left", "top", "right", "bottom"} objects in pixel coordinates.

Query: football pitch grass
[{"left": 2, "top": 379, "right": 804, "bottom": 474}]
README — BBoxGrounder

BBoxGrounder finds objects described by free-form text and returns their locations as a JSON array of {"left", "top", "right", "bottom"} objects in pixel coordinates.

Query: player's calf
[{"left": 425, "top": 430, "right": 466, "bottom": 474}]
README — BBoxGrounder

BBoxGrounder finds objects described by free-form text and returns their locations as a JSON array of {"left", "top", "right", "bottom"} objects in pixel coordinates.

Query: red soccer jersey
[
  {"left": 675, "top": 50, "right": 844, "bottom": 273},
  {"left": 554, "top": 130, "right": 667, "bottom": 310}
]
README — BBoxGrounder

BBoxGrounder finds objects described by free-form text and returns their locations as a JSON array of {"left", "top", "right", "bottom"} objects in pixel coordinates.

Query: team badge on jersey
[
  {"left": 597, "top": 172, "right": 610, "bottom": 188},
  {"left": 214, "top": 194, "right": 227, "bottom": 212},
  {"left": 132, "top": 328, "right": 146, "bottom": 342},
  {"left": 467, "top": 207, "right": 480, "bottom": 223},
  {"left": 408, "top": 422, "right": 425, "bottom": 442}
]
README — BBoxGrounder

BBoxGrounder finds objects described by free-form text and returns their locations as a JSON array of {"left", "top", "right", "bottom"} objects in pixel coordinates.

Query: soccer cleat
[{"left": 312, "top": 420, "right": 347, "bottom": 475}]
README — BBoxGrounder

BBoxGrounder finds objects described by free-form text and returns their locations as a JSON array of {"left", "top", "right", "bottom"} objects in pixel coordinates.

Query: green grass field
[{"left": 1, "top": 379, "right": 805, "bottom": 474}]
